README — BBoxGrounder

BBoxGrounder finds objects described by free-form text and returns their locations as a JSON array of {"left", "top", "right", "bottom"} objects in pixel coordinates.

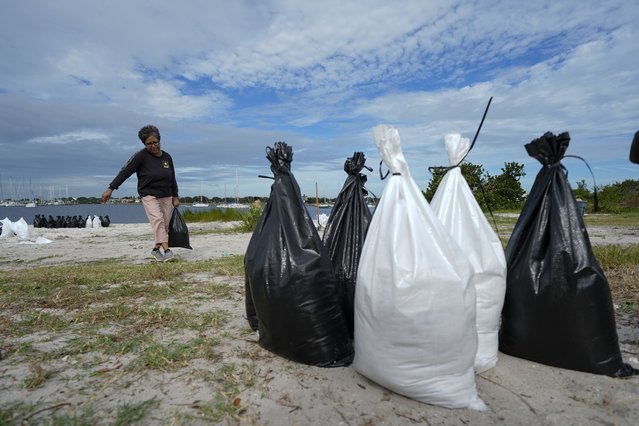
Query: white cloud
[
  {"left": 1, "top": 0, "right": 638, "bottom": 198},
  {"left": 29, "top": 131, "right": 110, "bottom": 145}
]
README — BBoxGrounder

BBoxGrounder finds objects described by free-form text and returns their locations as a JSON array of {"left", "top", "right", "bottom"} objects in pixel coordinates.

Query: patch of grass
[
  {"left": 593, "top": 244, "right": 639, "bottom": 268},
  {"left": 2, "top": 341, "right": 40, "bottom": 359},
  {"left": 0, "top": 257, "right": 244, "bottom": 288},
  {"left": 189, "top": 228, "right": 240, "bottom": 236},
  {"left": 584, "top": 210, "right": 639, "bottom": 227},
  {"left": 23, "top": 361, "right": 53, "bottom": 390},
  {"left": 72, "top": 305, "right": 188, "bottom": 336},
  {"left": 49, "top": 405, "right": 97, "bottom": 426},
  {"left": 183, "top": 208, "right": 245, "bottom": 222},
  {"left": 0, "top": 402, "right": 39, "bottom": 425},
  {"left": 0, "top": 255, "right": 253, "bottom": 424},
  {"left": 591, "top": 244, "right": 639, "bottom": 311},
  {"left": 489, "top": 210, "right": 639, "bottom": 242},
  {"left": 134, "top": 341, "right": 192, "bottom": 370},
  {"left": 10, "top": 311, "right": 69, "bottom": 336},
  {"left": 137, "top": 306, "right": 184, "bottom": 327},
  {"left": 206, "top": 256, "right": 244, "bottom": 276},
  {"left": 213, "top": 362, "right": 258, "bottom": 395},
  {"left": 114, "top": 398, "right": 158, "bottom": 426},
  {"left": 616, "top": 301, "right": 639, "bottom": 315},
  {"left": 132, "top": 336, "right": 222, "bottom": 371},
  {"left": 190, "top": 336, "right": 223, "bottom": 362},
  {"left": 192, "top": 282, "right": 235, "bottom": 300},
  {"left": 74, "top": 304, "right": 137, "bottom": 325},
  {"left": 59, "top": 332, "right": 150, "bottom": 358},
  {"left": 0, "top": 257, "right": 244, "bottom": 316},
  {"left": 604, "top": 265, "right": 639, "bottom": 311},
  {"left": 183, "top": 308, "right": 230, "bottom": 332},
  {"left": 198, "top": 395, "right": 247, "bottom": 422}
]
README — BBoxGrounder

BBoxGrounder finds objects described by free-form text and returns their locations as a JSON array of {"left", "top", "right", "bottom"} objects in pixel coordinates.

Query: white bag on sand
[
  {"left": 353, "top": 125, "right": 485, "bottom": 410},
  {"left": 85, "top": 216, "right": 93, "bottom": 228},
  {"left": 11, "top": 217, "right": 30, "bottom": 239},
  {"left": 1, "top": 217, "right": 13, "bottom": 238},
  {"left": 92, "top": 215, "right": 102, "bottom": 228},
  {"left": 430, "top": 133, "right": 507, "bottom": 373}
]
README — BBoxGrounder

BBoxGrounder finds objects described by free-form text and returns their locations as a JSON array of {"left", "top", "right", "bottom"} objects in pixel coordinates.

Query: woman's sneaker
[
  {"left": 162, "top": 249, "right": 174, "bottom": 262},
  {"left": 151, "top": 248, "right": 164, "bottom": 261}
]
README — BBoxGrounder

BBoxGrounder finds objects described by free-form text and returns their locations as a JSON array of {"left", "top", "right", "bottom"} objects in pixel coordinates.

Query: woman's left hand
[{"left": 172, "top": 197, "right": 180, "bottom": 208}]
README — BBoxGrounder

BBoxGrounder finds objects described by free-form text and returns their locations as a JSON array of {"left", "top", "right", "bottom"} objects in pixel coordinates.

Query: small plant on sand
[
  {"left": 23, "top": 361, "right": 53, "bottom": 390},
  {"left": 113, "top": 398, "right": 158, "bottom": 426},
  {"left": 237, "top": 203, "right": 263, "bottom": 232}
]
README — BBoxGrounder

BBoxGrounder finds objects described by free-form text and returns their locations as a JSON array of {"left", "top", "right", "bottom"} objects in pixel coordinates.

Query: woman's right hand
[{"left": 101, "top": 188, "right": 113, "bottom": 203}]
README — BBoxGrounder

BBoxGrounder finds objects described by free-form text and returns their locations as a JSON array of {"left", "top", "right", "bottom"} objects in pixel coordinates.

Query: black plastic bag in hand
[
  {"left": 244, "top": 142, "right": 353, "bottom": 367},
  {"left": 322, "top": 152, "right": 372, "bottom": 338},
  {"left": 168, "top": 208, "right": 192, "bottom": 249},
  {"left": 500, "top": 131, "right": 637, "bottom": 377}
]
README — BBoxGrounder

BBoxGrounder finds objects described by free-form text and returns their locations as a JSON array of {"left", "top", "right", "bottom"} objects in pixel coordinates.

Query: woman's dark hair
[{"left": 138, "top": 125, "right": 161, "bottom": 143}]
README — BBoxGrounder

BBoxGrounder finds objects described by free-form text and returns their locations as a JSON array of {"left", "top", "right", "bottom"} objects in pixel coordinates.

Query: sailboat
[
  {"left": 25, "top": 179, "right": 37, "bottom": 207},
  {"left": 216, "top": 170, "right": 249, "bottom": 208},
  {"left": 192, "top": 182, "right": 209, "bottom": 208},
  {"left": 192, "top": 200, "right": 209, "bottom": 208}
]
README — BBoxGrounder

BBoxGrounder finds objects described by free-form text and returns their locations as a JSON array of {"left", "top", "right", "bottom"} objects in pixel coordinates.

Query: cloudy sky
[{"left": 1, "top": 0, "right": 637, "bottom": 201}]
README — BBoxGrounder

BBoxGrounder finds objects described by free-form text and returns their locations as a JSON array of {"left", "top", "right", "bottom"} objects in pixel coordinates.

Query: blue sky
[{"left": 0, "top": 0, "right": 637, "bottom": 201}]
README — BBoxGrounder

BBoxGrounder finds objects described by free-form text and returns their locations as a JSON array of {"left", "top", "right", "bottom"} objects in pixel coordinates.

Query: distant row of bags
[
  {"left": 33, "top": 214, "right": 111, "bottom": 228},
  {"left": 244, "top": 127, "right": 636, "bottom": 410}
]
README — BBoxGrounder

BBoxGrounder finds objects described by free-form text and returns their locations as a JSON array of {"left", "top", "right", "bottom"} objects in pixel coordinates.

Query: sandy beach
[{"left": 1, "top": 222, "right": 638, "bottom": 425}]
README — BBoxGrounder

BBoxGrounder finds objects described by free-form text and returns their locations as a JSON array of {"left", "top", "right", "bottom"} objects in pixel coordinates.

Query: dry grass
[{"left": 0, "top": 256, "right": 252, "bottom": 424}]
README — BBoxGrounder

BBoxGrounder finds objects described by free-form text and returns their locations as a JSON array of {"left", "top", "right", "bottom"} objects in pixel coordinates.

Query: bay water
[{"left": 0, "top": 203, "right": 334, "bottom": 225}]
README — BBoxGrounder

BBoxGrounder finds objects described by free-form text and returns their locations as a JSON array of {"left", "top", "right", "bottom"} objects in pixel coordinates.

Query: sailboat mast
[
  {"left": 315, "top": 181, "right": 319, "bottom": 222},
  {"left": 235, "top": 168, "right": 239, "bottom": 203}
]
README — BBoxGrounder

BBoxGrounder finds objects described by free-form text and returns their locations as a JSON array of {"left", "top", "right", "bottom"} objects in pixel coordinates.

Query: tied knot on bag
[
  {"left": 345, "top": 152, "right": 373, "bottom": 176},
  {"left": 345, "top": 152, "right": 372, "bottom": 197},
  {"left": 428, "top": 165, "right": 460, "bottom": 174},
  {"left": 266, "top": 142, "right": 293, "bottom": 175},
  {"left": 546, "top": 161, "right": 565, "bottom": 170},
  {"left": 527, "top": 132, "right": 599, "bottom": 212},
  {"left": 379, "top": 161, "right": 401, "bottom": 180},
  {"left": 427, "top": 96, "right": 493, "bottom": 173}
]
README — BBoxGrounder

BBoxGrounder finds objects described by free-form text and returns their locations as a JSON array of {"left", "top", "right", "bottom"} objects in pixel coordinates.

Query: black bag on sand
[
  {"left": 168, "top": 208, "right": 192, "bottom": 249},
  {"left": 499, "top": 131, "right": 637, "bottom": 377},
  {"left": 244, "top": 142, "right": 354, "bottom": 367},
  {"left": 630, "top": 130, "right": 639, "bottom": 164},
  {"left": 322, "top": 152, "right": 372, "bottom": 338}
]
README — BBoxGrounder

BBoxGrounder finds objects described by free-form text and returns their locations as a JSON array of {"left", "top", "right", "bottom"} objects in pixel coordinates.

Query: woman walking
[{"left": 102, "top": 125, "right": 180, "bottom": 261}]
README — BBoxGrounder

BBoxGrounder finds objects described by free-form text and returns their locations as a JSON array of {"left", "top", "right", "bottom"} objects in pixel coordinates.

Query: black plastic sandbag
[
  {"left": 168, "top": 208, "right": 192, "bottom": 249},
  {"left": 244, "top": 142, "right": 354, "bottom": 367},
  {"left": 500, "top": 131, "right": 637, "bottom": 377},
  {"left": 631, "top": 130, "right": 639, "bottom": 164},
  {"left": 322, "top": 152, "right": 372, "bottom": 338}
]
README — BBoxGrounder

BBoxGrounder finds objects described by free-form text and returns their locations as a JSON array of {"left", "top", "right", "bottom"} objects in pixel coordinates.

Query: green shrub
[
  {"left": 182, "top": 208, "right": 244, "bottom": 222},
  {"left": 237, "top": 204, "right": 263, "bottom": 232}
]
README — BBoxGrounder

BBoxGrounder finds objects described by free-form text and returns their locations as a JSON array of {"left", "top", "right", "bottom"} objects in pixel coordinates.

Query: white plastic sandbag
[
  {"left": 11, "top": 217, "right": 30, "bottom": 239},
  {"left": 353, "top": 125, "right": 485, "bottom": 410},
  {"left": 92, "top": 215, "right": 102, "bottom": 228},
  {"left": 0, "top": 217, "right": 13, "bottom": 238},
  {"left": 85, "top": 216, "right": 93, "bottom": 228},
  {"left": 430, "top": 133, "right": 507, "bottom": 373}
]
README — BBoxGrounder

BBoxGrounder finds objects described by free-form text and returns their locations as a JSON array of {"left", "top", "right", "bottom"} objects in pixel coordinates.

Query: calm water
[{"left": 0, "top": 203, "right": 334, "bottom": 225}]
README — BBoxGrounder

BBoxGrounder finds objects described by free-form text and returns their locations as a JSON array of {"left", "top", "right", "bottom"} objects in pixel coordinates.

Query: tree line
[{"left": 423, "top": 162, "right": 638, "bottom": 213}]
